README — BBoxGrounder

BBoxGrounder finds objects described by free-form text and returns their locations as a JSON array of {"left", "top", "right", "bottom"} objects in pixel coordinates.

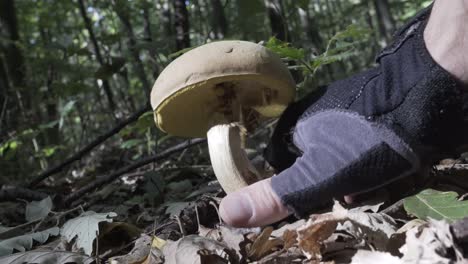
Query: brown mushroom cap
[{"left": 151, "top": 40, "right": 296, "bottom": 138}]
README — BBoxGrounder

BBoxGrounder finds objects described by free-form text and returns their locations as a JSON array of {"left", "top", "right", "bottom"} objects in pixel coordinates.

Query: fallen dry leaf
[
  {"left": 296, "top": 201, "right": 397, "bottom": 260},
  {"left": 400, "top": 219, "right": 463, "bottom": 263},
  {"left": 297, "top": 219, "right": 339, "bottom": 260},
  {"left": 351, "top": 250, "right": 400, "bottom": 264},
  {"left": 248, "top": 227, "right": 283, "bottom": 261},
  {"left": 109, "top": 234, "right": 153, "bottom": 264},
  {"left": 162, "top": 235, "right": 238, "bottom": 264}
]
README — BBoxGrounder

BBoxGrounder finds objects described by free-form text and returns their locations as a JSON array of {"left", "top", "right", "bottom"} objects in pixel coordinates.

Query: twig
[
  {"left": 0, "top": 204, "right": 85, "bottom": 240},
  {"left": 172, "top": 214, "right": 186, "bottom": 236},
  {"left": 0, "top": 219, "right": 41, "bottom": 240},
  {"left": 63, "top": 138, "right": 206, "bottom": 205},
  {"left": 0, "top": 95, "right": 8, "bottom": 133},
  {"left": 28, "top": 105, "right": 150, "bottom": 187},
  {"left": 380, "top": 198, "right": 405, "bottom": 215}
]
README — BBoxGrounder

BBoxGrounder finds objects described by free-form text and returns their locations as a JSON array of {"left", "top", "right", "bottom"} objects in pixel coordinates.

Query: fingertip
[
  {"left": 219, "top": 192, "right": 253, "bottom": 227},
  {"left": 219, "top": 178, "right": 290, "bottom": 227}
]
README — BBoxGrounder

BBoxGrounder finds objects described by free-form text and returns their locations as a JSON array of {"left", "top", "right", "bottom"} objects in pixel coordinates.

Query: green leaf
[
  {"left": 25, "top": 196, "right": 53, "bottom": 222},
  {"left": 403, "top": 189, "right": 468, "bottom": 222},
  {"left": 332, "top": 25, "right": 370, "bottom": 42},
  {"left": 120, "top": 139, "right": 144, "bottom": 149},
  {"left": 41, "top": 145, "right": 62, "bottom": 157},
  {"left": 265, "top": 37, "right": 305, "bottom": 60},
  {"left": 310, "top": 50, "right": 359, "bottom": 69},
  {"left": 134, "top": 111, "right": 155, "bottom": 133},
  {"left": 61, "top": 211, "right": 117, "bottom": 255},
  {"left": 168, "top": 46, "right": 196, "bottom": 60},
  {"left": 38, "top": 120, "right": 59, "bottom": 130},
  {"left": 0, "top": 227, "right": 59, "bottom": 256},
  {"left": 0, "top": 140, "right": 20, "bottom": 157},
  {"left": 59, "top": 100, "right": 76, "bottom": 129}
]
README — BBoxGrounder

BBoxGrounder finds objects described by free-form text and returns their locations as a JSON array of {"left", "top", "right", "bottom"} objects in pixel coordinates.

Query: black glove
[{"left": 264, "top": 5, "right": 468, "bottom": 217}]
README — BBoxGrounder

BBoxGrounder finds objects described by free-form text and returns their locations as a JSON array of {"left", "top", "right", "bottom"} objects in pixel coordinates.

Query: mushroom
[{"left": 150, "top": 40, "right": 296, "bottom": 193}]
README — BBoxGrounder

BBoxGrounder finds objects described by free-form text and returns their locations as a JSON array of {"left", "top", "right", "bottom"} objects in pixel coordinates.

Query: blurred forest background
[{"left": 1, "top": 0, "right": 431, "bottom": 190}]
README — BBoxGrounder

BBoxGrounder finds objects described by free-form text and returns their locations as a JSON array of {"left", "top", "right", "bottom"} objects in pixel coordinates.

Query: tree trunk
[
  {"left": 160, "top": 0, "right": 173, "bottom": 40},
  {"left": 114, "top": 0, "right": 152, "bottom": 97},
  {"left": 298, "top": 7, "right": 322, "bottom": 53},
  {"left": 77, "top": 0, "right": 116, "bottom": 113},
  {"left": 373, "top": 0, "right": 395, "bottom": 41},
  {"left": 210, "top": 0, "right": 228, "bottom": 39},
  {"left": 172, "top": 0, "right": 190, "bottom": 50},
  {"left": 39, "top": 27, "right": 59, "bottom": 146},
  {"left": 0, "top": 0, "right": 35, "bottom": 138},
  {"left": 264, "top": 0, "right": 289, "bottom": 41},
  {"left": 143, "top": 5, "right": 160, "bottom": 78},
  {"left": 0, "top": 0, "right": 28, "bottom": 128}
]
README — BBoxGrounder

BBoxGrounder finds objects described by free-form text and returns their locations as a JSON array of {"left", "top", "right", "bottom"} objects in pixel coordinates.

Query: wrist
[{"left": 424, "top": 0, "right": 468, "bottom": 90}]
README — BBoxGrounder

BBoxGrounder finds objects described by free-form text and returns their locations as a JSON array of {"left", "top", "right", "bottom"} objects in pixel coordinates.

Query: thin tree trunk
[
  {"left": 0, "top": 57, "right": 10, "bottom": 138},
  {"left": 142, "top": 5, "right": 160, "bottom": 78},
  {"left": 298, "top": 7, "right": 322, "bottom": 53},
  {"left": 210, "top": 0, "right": 228, "bottom": 39},
  {"left": 160, "top": 0, "right": 174, "bottom": 41},
  {"left": 365, "top": 1, "right": 380, "bottom": 60},
  {"left": 39, "top": 27, "right": 59, "bottom": 146},
  {"left": 0, "top": 0, "right": 28, "bottom": 129},
  {"left": 77, "top": 0, "right": 116, "bottom": 112},
  {"left": 173, "top": 0, "right": 190, "bottom": 50},
  {"left": 114, "top": 1, "right": 152, "bottom": 97},
  {"left": 264, "top": 0, "right": 289, "bottom": 41},
  {"left": 373, "top": 0, "right": 395, "bottom": 41}
]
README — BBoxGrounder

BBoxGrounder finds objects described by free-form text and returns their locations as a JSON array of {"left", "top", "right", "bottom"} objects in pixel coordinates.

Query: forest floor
[{"left": 1, "top": 141, "right": 468, "bottom": 263}]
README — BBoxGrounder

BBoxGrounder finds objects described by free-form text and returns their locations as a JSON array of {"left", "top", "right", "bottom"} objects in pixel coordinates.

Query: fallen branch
[
  {"left": 63, "top": 138, "right": 206, "bottom": 205},
  {"left": 0, "top": 186, "right": 48, "bottom": 202},
  {"left": 435, "top": 164, "right": 468, "bottom": 171},
  {"left": 28, "top": 105, "right": 150, "bottom": 187}
]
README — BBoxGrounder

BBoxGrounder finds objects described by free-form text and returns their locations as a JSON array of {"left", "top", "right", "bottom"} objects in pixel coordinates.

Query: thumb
[{"left": 219, "top": 178, "right": 291, "bottom": 227}]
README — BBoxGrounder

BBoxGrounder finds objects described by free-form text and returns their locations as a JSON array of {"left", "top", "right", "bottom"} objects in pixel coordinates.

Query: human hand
[{"left": 219, "top": 4, "right": 468, "bottom": 227}]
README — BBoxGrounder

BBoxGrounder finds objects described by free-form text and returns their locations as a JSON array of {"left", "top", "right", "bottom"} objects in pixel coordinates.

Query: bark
[
  {"left": 264, "top": 0, "right": 289, "bottom": 41},
  {"left": 77, "top": 0, "right": 116, "bottom": 112},
  {"left": 373, "top": 0, "right": 395, "bottom": 41},
  {"left": 210, "top": 0, "right": 228, "bottom": 39},
  {"left": 172, "top": 0, "right": 191, "bottom": 50},
  {"left": 0, "top": 0, "right": 27, "bottom": 130},
  {"left": 0, "top": 0, "right": 25, "bottom": 91}
]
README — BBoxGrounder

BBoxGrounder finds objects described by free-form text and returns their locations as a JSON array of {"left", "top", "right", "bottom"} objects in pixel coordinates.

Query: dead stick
[
  {"left": 0, "top": 186, "right": 48, "bottom": 202},
  {"left": 28, "top": 105, "right": 150, "bottom": 187},
  {"left": 63, "top": 138, "right": 206, "bottom": 205}
]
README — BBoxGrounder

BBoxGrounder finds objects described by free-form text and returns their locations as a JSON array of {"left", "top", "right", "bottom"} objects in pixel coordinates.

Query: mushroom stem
[{"left": 207, "top": 123, "right": 265, "bottom": 193}]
